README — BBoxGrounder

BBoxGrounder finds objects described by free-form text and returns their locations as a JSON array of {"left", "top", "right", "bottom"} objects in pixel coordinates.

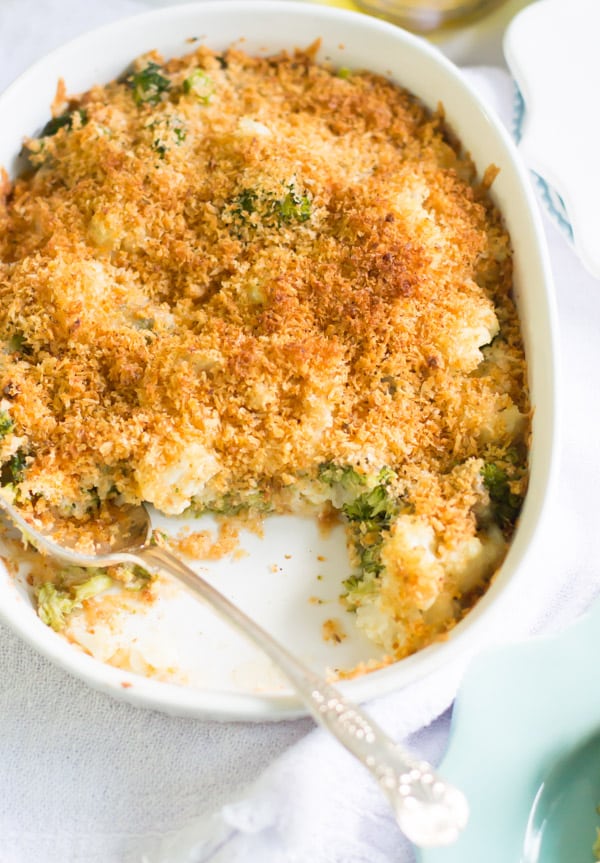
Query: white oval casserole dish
[{"left": 0, "top": 1, "right": 558, "bottom": 720}]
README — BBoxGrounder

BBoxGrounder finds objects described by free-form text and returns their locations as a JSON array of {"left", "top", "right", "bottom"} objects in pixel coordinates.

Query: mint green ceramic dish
[{"left": 420, "top": 598, "right": 600, "bottom": 863}]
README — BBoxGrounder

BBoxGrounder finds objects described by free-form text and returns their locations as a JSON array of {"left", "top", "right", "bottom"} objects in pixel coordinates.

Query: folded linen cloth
[{"left": 0, "top": 4, "right": 597, "bottom": 861}]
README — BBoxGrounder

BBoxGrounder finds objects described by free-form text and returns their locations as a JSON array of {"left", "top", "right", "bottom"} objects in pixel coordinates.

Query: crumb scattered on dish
[
  {"left": 174, "top": 520, "right": 243, "bottom": 560},
  {"left": 322, "top": 617, "right": 346, "bottom": 644}
]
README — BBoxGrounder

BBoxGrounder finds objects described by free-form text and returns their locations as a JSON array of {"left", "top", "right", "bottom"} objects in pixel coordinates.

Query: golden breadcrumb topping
[{"left": 0, "top": 44, "right": 529, "bottom": 665}]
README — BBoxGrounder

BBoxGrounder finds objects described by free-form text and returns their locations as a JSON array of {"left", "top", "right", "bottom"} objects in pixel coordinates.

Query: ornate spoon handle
[
  {"left": 289, "top": 671, "right": 468, "bottom": 847},
  {"left": 139, "top": 546, "right": 469, "bottom": 847}
]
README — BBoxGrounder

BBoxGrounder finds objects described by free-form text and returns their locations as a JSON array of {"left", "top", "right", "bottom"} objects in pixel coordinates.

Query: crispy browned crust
[{"left": 0, "top": 45, "right": 526, "bottom": 515}]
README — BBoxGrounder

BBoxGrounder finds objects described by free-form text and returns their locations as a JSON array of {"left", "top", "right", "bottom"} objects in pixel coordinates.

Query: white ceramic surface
[
  {"left": 504, "top": 0, "right": 600, "bottom": 279},
  {"left": 0, "top": 1, "right": 558, "bottom": 720}
]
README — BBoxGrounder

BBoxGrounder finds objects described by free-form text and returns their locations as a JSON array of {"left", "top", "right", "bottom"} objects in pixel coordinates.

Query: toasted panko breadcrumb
[{"left": 0, "top": 44, "right": 529, "bottom": 666}]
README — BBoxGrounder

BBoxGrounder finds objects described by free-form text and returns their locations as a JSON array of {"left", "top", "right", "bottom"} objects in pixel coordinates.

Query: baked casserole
[{"left": 0, "top": 44, "right": 529, "bottom": 668}]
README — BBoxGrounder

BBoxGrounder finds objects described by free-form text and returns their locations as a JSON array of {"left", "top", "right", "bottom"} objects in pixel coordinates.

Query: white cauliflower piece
[
  {"left": 135, "top": 437, "right": 221, "bottom": 515},
  {"left": 380, "top": 514, "right": 445, "bottom": 612}
]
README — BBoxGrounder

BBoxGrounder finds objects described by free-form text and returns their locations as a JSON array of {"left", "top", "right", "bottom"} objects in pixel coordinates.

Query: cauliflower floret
[
  {"left": 479, "top": 402, "right": 527, "bottom": 445},
  {"left": 441, "top": 525, "right": 506, "bottom": 594},
  {"left": 236, "top": 117, "right": 272, "bottom": 138},
  {"left": 134, "top": 437, "right": 221, "bottom": 515},
  {"left": 355, "top": 598, "right": 408, "bottom": 655},
  {"left": 435, "top": 291, "right": 499, "bottom": 373},
  {"left": 380, "top": 514, "right": 445, "bottom": 613}
]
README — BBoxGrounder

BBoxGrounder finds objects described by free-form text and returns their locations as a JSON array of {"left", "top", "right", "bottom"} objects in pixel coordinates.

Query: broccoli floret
[
  {"left": 81, "top": 487, "right": 101, "bottom": 514},
  {"left": 343, "top": 569, "right": 379, "bottom": 609},
  {"left": 152, "top": 140, "right": 167, "bottom": 159},
  {"left": 173, "top": 125, "right": 186, "bottom": 143},
  {"left": 7, "top": 331, "right": 32, "bottom": 356},
  {"left": 320, "top": 465, "right": 400, "bottom": 567},
  {"left": 319, "top": 462, "right": 400, "bottom": 580},
  {"left": 232, "top": 189, "right": 258, "bottom": 219},
  {"left": 319, "top": 462, "right": 366, "bottom": 493},
  {"left": 339, "top": 476, "right": 401, "bottom": 602},
  {"left": 481, "top": 462, "right": 523, "bottom": 529},
  {"left": 148, "top": 115, "right": 187, "bottom": 158},
  {"left": 183, "top": 69, "right": 215, "bottom": 103},
  {"left": 36, "top": 574, "right": 113, "bottom": 632},
  {"left": 1, "top": 450, "right": 26, "bottom": 486},
  {"left": 227, "top": 183, "right": 312, "bottom": 231},
  {"left": 128, "top": 62, "right": 171, "bottom": 106},
  {"left": 36, "top": 583, "right": 75, "bottom": 631},
  {"left": 71, "top": 574, "right": 113, "bottom": 603},
  {"left": 343, "top": 484, "right": 399, "bottom": 530},
  {"left": 481, "top": 462, "right": 507, "bottom": 496},
  {"left": 356, "top": 540, "right": 385, "bottom": 577},
  {"left": 277, "top": 185, "right": 311, "bottom": 224},
  {"left": 40, "top": 108, "right": 87, "bottom": 138},
  {"left": 118, "top": 563, "right": 153, "bottom": 589},
  {"left": 0, "top": 410, "right": 14, "bottom": 438},
  {"left": 199, "top": 490, "right": 272, "bottom": 516}
]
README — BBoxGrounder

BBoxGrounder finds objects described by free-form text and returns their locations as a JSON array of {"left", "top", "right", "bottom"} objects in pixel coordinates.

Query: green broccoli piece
[
  {"left": 1, "top": 450, "right": 26, "bottom": 486},
  {"left": 118, "top": 563, "right": 153, "bottom": 589},
  {"left": 226, "top": 183, "right": 312, "bottom": 233},
  {"left": 40, "top": 108, "right": 87, "bottom": 138},
  {"left": 36, "top": 583, "right": 75, "bottom": 631},
  {"left": 36, "top": 574, "right": 113, "bottom": 632},
  {"left": 276, "top": 185, "right": 311, "bottom": 224},
  {"left": 0, "top": 411, "right": 14, "bottom": 438},
  {"left": 202, "top": 490, "right": 272, "bottom": 516},
  {"left": 128, "top": 62, "right": 171, "bottom": 106},
  {"left": 318, "top": 462, "right": 366, "bottom": 494},
  {"left": 148, "top": 115, "right": 187, "bottom": 158},
  {"left": 342, "top": 483, "right": 399, "bottom": 530},
  {"left": 71, "top": 574, "right": 113, "bottom": 603},
  {"left": 481, "top": 462, "right": 523, "bottom": 529},
  {"left": 183, "top": 69, "right": 215, "bottom": 103},
  {"left": 481, "top": 462, "right": 507, "bottom": 496},
  {"left": 342, "top": 570, "right": 379, "bottom": 609},
  {"left": 152, "top": 140, "right": 167, "bottom": 159},
  {"left": 82, "top": 487, "right": 101, "bottom": 514},
  {"left": 339, "top": 475, "right": 401, "bottom": 600},
  {"left": 232, "top": 189, "right": 258, "bottom": 219},
  {"left": 7, "top": 331, "right": 32, "bottom": 356}
]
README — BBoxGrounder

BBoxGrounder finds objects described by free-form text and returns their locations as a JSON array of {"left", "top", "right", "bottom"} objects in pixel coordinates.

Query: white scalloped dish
[
  {"left": 504, "top": 0, "right": 600, "bottom": 279},
  {"left": 0, "top": 1, "right": 558, "bottom": 720}
]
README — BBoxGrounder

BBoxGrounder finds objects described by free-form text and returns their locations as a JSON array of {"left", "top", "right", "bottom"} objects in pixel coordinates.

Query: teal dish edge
[{"left": 419, "top": 597, "right": 600, "bottom": 863}]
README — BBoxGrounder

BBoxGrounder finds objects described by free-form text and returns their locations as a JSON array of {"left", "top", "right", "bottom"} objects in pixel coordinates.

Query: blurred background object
[
  {"left": 352, "top": 0, "right": 509, "bottom": 32},
  {"left": 320, "top": 0, "right": 535, "bottom": 65}
]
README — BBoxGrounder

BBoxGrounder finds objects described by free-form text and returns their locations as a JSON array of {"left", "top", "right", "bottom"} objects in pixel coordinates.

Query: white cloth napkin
[{"left": 0, "top": 3, "right": 598, "bottom": 862}]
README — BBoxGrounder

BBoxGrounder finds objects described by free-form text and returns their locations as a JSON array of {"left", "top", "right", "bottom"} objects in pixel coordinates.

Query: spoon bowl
[{"left": 0, "top": 495, "right": 153, "bottom": 563}]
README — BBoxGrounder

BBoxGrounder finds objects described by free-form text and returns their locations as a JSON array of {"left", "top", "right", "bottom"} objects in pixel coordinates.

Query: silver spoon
[{"left": 0, "top": 495, "right": 468, "bottom": 848}]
